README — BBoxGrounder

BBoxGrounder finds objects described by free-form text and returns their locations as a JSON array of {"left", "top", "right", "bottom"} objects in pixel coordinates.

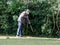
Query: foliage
[{"left": 0, "top": 0, "right": 60, "bottom": 37}]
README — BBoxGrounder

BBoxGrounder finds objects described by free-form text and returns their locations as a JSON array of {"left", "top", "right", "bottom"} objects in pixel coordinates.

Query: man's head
[{"left": 25, "top": 9, "right": 30, "bottom": 14}]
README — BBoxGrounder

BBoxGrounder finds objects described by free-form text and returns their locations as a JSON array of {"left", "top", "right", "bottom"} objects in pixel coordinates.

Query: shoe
[{"left": 16, "top": 35, "right": 21, "bottom": 38}]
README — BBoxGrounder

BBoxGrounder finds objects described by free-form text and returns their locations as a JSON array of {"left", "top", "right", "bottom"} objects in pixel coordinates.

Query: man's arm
[{"left": 27, "top": 16, "right": 31, "bottom": 24}]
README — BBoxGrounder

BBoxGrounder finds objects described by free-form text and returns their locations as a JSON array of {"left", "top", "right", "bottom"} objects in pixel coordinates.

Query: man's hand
[{"left": 28, "top": 21, "right": 31, "bottom": 24}]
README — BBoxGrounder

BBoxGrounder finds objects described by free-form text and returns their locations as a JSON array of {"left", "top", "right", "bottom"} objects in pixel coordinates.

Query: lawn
[{"left": 0, "top": 37, "right": 60, "bottom": 45}]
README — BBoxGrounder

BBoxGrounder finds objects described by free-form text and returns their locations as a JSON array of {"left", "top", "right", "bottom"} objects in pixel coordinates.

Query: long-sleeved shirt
[{"left": 18, "top": 11, "right": 30, "bottom": 24}]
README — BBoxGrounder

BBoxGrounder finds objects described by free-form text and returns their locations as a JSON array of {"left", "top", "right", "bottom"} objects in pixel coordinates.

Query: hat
[{"left": 25, "top": 9, "right": 30, "bottom": 14}]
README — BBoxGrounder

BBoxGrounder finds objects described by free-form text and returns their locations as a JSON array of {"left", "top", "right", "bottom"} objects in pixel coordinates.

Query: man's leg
[{"left": 16, "top": 22, "right": 23, "bottom": 37}]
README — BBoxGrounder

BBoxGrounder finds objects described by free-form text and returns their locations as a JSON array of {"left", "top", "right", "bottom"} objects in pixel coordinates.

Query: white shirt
[{"left": 18, "top": 11, "right": 28, "bottom": 24}]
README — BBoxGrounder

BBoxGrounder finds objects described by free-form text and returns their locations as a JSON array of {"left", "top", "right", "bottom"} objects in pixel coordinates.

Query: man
[{"left": 16, "top": 9, "right": 30, "bottom": 37}]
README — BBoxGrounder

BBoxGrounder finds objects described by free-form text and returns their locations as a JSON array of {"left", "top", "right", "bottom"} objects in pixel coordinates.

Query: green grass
[{"left": 0, "top": 38, "right": 60, "bottom": 45}]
